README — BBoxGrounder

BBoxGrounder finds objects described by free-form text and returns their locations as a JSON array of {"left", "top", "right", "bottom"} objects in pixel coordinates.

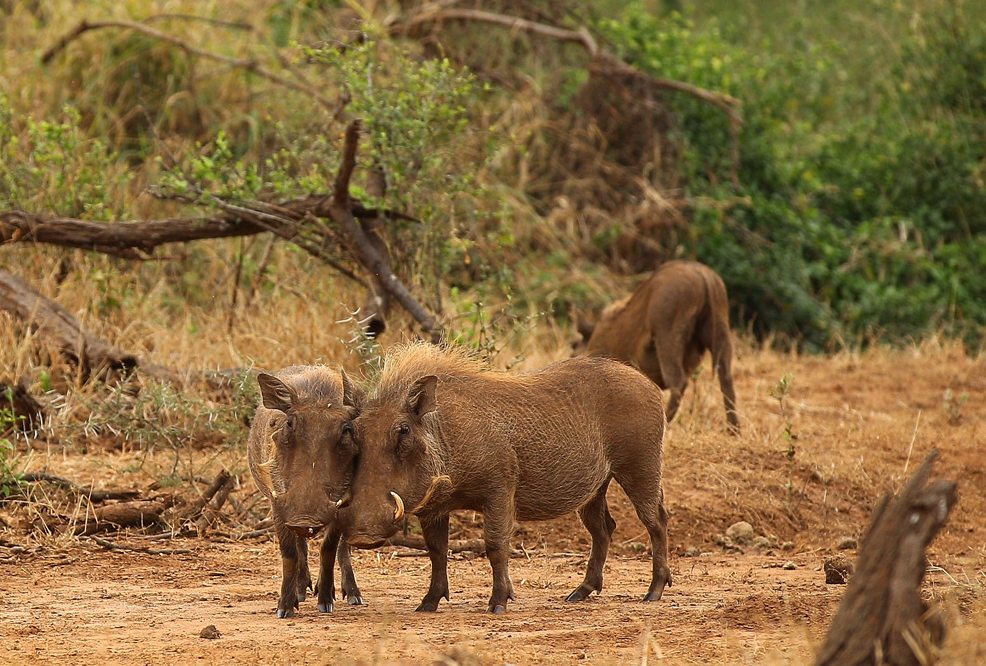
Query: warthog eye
[
  {"left": 286, "top": 416, "right": 296, "bottom": 431},
  {"left": 399, "top": 424, "right": 410, "bottom": 437},
  {"left": 341, "top": 422, "right": 353, "bottom": 437}
]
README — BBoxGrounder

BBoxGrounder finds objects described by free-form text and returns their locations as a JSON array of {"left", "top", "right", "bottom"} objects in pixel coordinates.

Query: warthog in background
[
  {"left": 574, "top": 260, "right": 740, "bottom": 433},
  {"left": 247, "top": 366, "right": 363, "bottom": 617},
  {"left": 341, "top": 343, "right": 671, "bottom": 614}
]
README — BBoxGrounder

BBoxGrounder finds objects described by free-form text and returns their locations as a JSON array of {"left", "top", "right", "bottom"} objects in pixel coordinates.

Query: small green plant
[
  {"left": 943, "top": 389, "right": 969, "bottom": 426},
  {"left": 768, "top": 372, "right": 797, "bottom": 458},
  {"left": 0, "top": 406, "right": 23, "bottom": 498}
]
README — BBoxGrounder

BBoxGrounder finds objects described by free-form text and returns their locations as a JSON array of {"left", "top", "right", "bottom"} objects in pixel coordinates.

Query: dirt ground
[{"left": 2, "top": 340, "right": 985, "bottom": 665}]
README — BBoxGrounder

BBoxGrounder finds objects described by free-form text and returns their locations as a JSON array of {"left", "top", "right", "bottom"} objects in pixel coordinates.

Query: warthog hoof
[
  {"left": 347, "top": 595, "right": 364, "bottom": 606},
  {"left": 415, "top": 600, "right": 441, "bottom": 612},
  {"left": 488, "top": 604, "right": 507, "bottom": 614},
  {"left": 276, "top": 608, "right": 295, "bottom": 619},
  {"left": 565, "top": 584, "right": 597, "bottom": 602},
  {"left": 317, "top": 602, "right": 333, "bottom": 613}
]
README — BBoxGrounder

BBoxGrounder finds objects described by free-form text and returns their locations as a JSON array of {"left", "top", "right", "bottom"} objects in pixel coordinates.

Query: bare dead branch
[
  {"left": 88, "top": 535, "right": 191, "bottom": 556},
  {"left": 41, "top": 19, "right": 339, "bottom": 115},
  {"left": 0, "top": 272, "right": 242, "bottom": 390},
  {"left": 390, "top": 7, "right": 743, "bottom": 186},
  {"left": 324, "top": 120, "right": 444, "bottom": 340}
]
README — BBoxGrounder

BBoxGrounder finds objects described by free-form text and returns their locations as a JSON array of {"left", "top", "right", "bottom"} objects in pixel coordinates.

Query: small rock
[
  {"left": 824, "top": 554, "right": 854, "bottom": 584},
  {"left": 683, "top": 546, "right": 701, "bottom": 557},
  {"left": 780, "top": 541, "right": 795, "bottom": 551},
  {"left": 726, "top": 521, "right": 755, "bottom": 545},
  {"left": 835, "top": 536, "right": 858, "bottom": 550},
  {"left": 752, "top": 536, "right": 772, "bottom": 550},
  {"left": 199, "top": 624, "right": 221, "bottom": 639},
  {"left": 782, "top": 561, "right": 797, "bottom": 570}
]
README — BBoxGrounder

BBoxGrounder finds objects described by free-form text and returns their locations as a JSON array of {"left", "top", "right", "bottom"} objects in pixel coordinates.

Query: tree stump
[{"left": 815, "top": 451, "right": 957, "bottom": 666}]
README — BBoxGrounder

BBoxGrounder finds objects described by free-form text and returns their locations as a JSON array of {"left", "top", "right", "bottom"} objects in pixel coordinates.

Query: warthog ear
[
  {"left": 341, "top": 368, "right": 364, "bottom": 410},
  {"left": 575, "top": 312, "right": 595, "bottom": 341},
  {"left": 406, "top": 375, "right": 438, "bottom": 418},
  {"left": 258, "top": 373, "right": 295, "bottom": 412}
]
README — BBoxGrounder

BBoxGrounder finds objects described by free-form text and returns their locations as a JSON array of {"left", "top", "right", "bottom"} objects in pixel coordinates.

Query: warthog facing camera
[
  {"left": 341, "top": 343, "right": 671, "bottom": 613},
  {"left": 574, "top": 260, "right": 740, "bottom": 433},
  {"left": 247, "top": 366, "right": 363, "bottom": 617}
]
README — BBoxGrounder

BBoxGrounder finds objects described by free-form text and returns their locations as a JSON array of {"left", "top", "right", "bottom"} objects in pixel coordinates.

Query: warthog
[
  {"left": 341, "top": 343, "right": 671, "bottom": 613},
  {"left": 574, "top": 260, "right": 740, "bottom": 433},
  {"left": 247, "top": 365, "right": 363, "bottom": 617}
]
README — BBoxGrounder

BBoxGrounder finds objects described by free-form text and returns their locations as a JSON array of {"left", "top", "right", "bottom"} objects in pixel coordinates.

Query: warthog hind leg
[
  {"left": 567, "top": 479, "right": 616, "bottom": 602},
  {"left": 617, "top": 477, "right": 672, "bottom": 601},
  {"left": 415, "top": 514, "right": 451, "bottom": 612}
]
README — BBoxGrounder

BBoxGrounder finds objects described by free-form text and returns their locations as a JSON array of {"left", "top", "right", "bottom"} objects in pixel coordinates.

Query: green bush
[{"left": 599, "top": 2, "right": 986, "bottom": 350}]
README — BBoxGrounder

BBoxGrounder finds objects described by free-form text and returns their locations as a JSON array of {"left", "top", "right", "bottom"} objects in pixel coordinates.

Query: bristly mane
[
  {"left": 374, "top": 342, "right": 487, "bottom": 402},
  {"left": 276, "top": 365, "right": 342, "bottom": 404}
]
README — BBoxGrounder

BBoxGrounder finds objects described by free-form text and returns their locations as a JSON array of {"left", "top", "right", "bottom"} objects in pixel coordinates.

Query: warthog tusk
[
  {"left": 335, "top": 491, "right": 352, "bottom": 509},
  {"left": 391, "top": 491, "right": 405, "bottom": 522}
]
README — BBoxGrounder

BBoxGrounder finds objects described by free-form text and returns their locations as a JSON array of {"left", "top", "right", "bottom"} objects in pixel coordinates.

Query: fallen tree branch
[
  {"left": 328, "top": 121, "right": 444, "bottom": 341},
  {"left": 0, "top": 271, "right": 178, "bottom": 383},
  {"left": 385, "top": 533, "right": 488, "bottom": 555},
  {"left": 88, "top": 535, "right": 191, "bottom": 556},
  {"left": 20, "top": 472, "right": 139, "bottom": 503},
  {"left": 815, "top": 450, "right": 956, "bottom": 666},
  {"left": 176, "top": 469, "right": 233, "bottom": 524}
]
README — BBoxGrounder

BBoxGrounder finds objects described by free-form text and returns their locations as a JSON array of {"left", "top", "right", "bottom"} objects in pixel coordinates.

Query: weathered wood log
[
  {"left": 74, "top": 499, "right": 167, "bottom": 535},
  {"left": 0, "top": 271, "right": 255, "bottom": 392},
  {"left": 815, "top": 451, "right": 956, "bottom": 666},
  {"left": 385, "top": 533, "right": 488, "bottom": 555},
  {"left": 20, "top": 472, "right": 140, "bottom": 503},
  {"left": 0, "top": 271, "right": 179, "bottom": 382}
]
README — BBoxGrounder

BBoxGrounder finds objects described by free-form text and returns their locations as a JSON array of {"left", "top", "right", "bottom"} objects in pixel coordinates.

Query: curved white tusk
[
  {"left": 335, "top": 491, "right": 352, "bottom": 509},
  {"left": 391, "top": 491, "right": 405, "bottom": 522}
]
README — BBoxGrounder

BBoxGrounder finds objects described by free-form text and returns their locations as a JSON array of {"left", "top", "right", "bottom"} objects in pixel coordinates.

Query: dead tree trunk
[
  {"left": 0, "top": 271, "right": 184, "bottom": 383},
  {"left": 815, "top": 451, "right": 956, "bottom": 666}
]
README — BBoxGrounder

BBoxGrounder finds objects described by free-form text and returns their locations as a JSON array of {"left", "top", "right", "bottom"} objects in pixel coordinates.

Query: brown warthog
[
  {"left": 341, "top": 343, "right": 671, "bottom": 614},
  {"left": 574, "top": 260, "right": 740, "bottom": 433},
  {"left": 247, "top": 366, "right": 363, "bottom": 618}
]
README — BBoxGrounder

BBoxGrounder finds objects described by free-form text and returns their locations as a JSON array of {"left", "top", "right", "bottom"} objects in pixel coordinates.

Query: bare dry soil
[{"left": 2, "top": 342, "right": 985, "bottom": 665}]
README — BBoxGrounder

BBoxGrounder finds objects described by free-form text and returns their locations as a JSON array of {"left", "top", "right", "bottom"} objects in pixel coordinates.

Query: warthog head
[
  {"left": 343, "top": 375, "right": 440, "bottom": 549},
  {"left": 253, "top": 370, "right": 361, "bottom": 539}
]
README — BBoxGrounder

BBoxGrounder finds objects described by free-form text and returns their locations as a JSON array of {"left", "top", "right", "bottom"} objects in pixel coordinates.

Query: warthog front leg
[
  {"left": 275, "top": 525, "right": 308, "bottom": 618},
  {"left": 314, "top": 525, "right": 363, "bottom": 613},
  {"left": 415, "top": 514, "right": 451, "bottom": 612},
  {"left": 483, "top": 496, "right": 516, "bottom": 614},
  {"left": 337, "top": 537, "right": 363, "bottom": 607}
]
